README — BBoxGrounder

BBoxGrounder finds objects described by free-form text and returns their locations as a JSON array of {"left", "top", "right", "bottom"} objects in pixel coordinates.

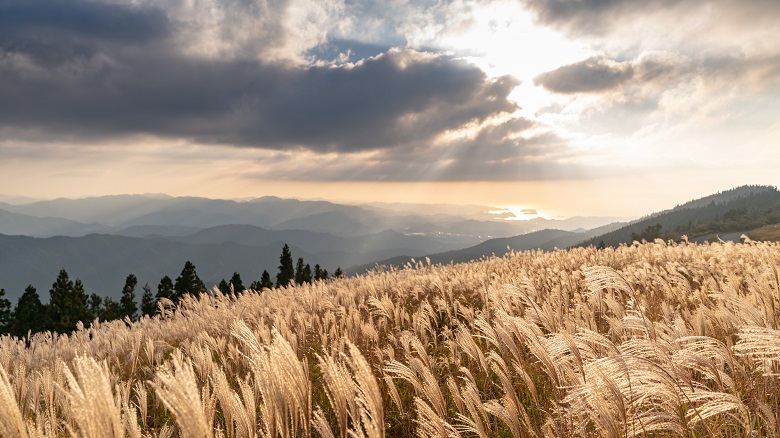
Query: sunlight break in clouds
[{"left": 0, "top": 0, "right": 779, "bottom": 217}]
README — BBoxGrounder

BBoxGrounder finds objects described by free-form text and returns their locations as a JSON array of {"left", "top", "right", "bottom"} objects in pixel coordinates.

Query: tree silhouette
[
  {"left": 157, "top": 276, "right": 174, "bottom": 302},
  {"left": 10, "top": 285, "right": 45, "bottom": 338},
  {"left": 251, "top": 270, "right": 274, "bottom": 291},
  {"left": 219, "top": 272, "right": 246, "bottom": 295},
  {"left": 294, "top": 257, "right": 306, "bottom": 285},
  {"left": 276, "top": 244, "right": 295, "bottom": 288},
  {"left": 140, "top": 283, "right": 156, "bottom": 317},
  {"left": 334, "top": 267, "right": 344, "bottom": 278},
  {"left": 0, "top": 288, "right": 11, "bottom": 333},
  {"left": 174, "top": 261, "right": 205, "bottom": 301},
  {"left": 229, "top": 272, "right": 245, "bottom": 293},
  {"left": 47, "top": 269, "right": 92, "bottom": 334},
  {"left": 88, "top": 293, "right": 103, "bottom": 318},
  {"left": 120, "top": 273, "right": 138, "bottom": 321},
  {"left": 100, "top": 297, "right": 124, "bottom": 321},
  {"left": 314, "top": 264, "right": 329, "bottom": 281}
]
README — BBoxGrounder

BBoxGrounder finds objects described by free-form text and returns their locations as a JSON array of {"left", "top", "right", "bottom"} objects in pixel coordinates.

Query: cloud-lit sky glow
[{"left": 1, "top": 0, "right": 778, "bottom": 217}]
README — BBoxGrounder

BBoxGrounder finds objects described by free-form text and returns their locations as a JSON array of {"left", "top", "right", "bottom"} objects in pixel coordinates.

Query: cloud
[
  {"left": 521, "top": 0, "right": 674, "bottom": 35},
  {"left": 0, "top": 0, "right": 526, "bottom": 154},
  {"left": 0, "top": 0, "right": 170, "bottom": 67},
  {"left": 0, "top": 47, "right": 520, "bottom": 153},
  {"left": 534, "top": 57, "right": 633, "bottom": 94},
  {"left": 0, "top": 0, "right": 581, "bottom": 183},
  {"left": 521, "top": 0, "right": 780, "bottom": 38},
  {"left": 520, "top": 208, "right": 537, "bottom": 215},
  {"left": 0, "top": 0, "right": 170, "bottom": 44},
  {"left": 534, "top": 50, "right": 780, "bottom": 137},
  {"left": 239, "top": 117, "right": 581, "bottom": 182}
]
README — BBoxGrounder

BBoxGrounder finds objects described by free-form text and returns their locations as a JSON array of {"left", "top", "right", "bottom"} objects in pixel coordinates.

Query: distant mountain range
[
  {"left": 6, "top": 187, "right": 779, "bottom": 302},
  {"left": 350, "top": 185, "right": 780, "bottom": 274},
  {"left": 3, "top": 187, "right": 777, "bottom": 303},
  {"left": 0, "top": 194, "right": 626, "bottom": 242},
  {"left": 348, "top": 222, "right": 626, "bottom": 274},
  {"left": 0, "top": 194, "right": 628, "bottom": 301}
]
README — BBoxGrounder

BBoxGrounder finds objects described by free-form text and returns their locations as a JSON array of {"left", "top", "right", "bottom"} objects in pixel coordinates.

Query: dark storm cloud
[
  {"left": 0, "top": 49, "right": 519, "bottom": 152},
  {"left": 522, "top": 0, "right": 780, "bottom": 36},
  {"left": 0, "top": 0, "right": 170, "bottom": 65},
  {"left": 0, "top": 0, "right": 520, "bottom": 154},
  {"left": 0, "top": 0, "right": 169, "bottom": 42},
  {"left": 534, "top": 57, "right": 633, "bottom": 94},
  {"left": 522, "top": 0, "right": 657, "bottom": 32}
]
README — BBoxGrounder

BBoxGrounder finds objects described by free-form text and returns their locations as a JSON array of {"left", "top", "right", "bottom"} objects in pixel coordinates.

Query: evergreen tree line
[{"left": 0, "top": 243, "right": 343, "bottom": 338}]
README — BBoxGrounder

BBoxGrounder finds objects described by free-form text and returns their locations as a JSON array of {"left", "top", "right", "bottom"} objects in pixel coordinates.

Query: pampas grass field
[{"left": 2, "top": 239, "right": 780, "bottom": 437}]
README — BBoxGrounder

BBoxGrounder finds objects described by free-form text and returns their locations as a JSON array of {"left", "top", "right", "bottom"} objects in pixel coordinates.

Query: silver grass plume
[
  {"left": 0, "top": 364, "right": 27, "bottom": 438},
  {"left": 58, "top": 356, "right": 125, "bottom": 438},
  {"left": 150, "top": 351, "right": 214, "bottom": 438}
]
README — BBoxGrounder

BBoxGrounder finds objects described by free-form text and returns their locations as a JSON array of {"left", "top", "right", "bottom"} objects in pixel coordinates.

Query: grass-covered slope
[{"left": 1, "top": 240, "right": 780, "bottom": 437}]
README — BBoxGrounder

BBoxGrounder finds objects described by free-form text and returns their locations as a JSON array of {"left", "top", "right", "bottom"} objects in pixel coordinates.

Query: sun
[{"left": 430, "top": 1, "right": 590, "bottom": 115}]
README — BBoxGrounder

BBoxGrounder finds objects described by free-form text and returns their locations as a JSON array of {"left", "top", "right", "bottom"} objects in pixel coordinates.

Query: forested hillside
[{"left": 580, "top": 185, "right": 780, "bottom": 247}]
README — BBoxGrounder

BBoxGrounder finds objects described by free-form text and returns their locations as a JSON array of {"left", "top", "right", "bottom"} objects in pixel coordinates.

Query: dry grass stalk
[
  {"left": 150, "top": 352, "right": 214, "bottom": 438},
  {"left": 58, "top": 356, "right": 125, "bottom": 438},
  {"left": 0, "top": 364, "right": 27, "bottom": 438},
  {"left": 1, "top": 241, "right": 780, "bottom": 436}
]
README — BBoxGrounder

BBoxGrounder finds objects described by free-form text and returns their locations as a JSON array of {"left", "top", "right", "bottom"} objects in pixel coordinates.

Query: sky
[{"left": 0, "top": 0, "right": 778, "bottom": 218}]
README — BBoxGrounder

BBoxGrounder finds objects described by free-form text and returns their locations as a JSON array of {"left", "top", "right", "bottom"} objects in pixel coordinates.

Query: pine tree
[
  {"left": 100, "top": 297, "right": 124, "bottom": 321},
  {"left": 120, "top": 273, "right": 138, "bottom": 321},
  {"left": 173, "top": 261, "right": 205, "bottom": 301},
  {"left": 302, "top": 263, "right": 313, "bottom": 284},
  {"left": 260, "top": 270, "right": 273, "bottom": 289},
  {"left": 47, "top": 269, "right": 92, "bottom": 334},
  {"left": 88, "top": 293, "right": 103, "bottom": 318},
  {"left": 334, "top": 267, "right": 344, "bottom": 278},
  {"left": 314, "top": 264, "right": 329, "bottom": 281},
  {"left": 157, "top": 276, "right": 174, "bottom": 302},
  {"left": 294, "top": 257, "right": 306, "bottom": 285},
  {"left": 140, "top": 283, "right": 156, "bottom": 317},
  {"left": 10, "top": 285, "right": 45, "bottom": 338},
  {"left": 0, "top": 289, "right": 11, "bottom": 333},
  {"left": 251, "top": 270, "right": 274, "bottom": 291},
  {"left": 218, "top": 279, "right": 231, "bottom": 294},
  {"left": 229, "top": 272, "right": 245, "bottom": 293},
  {"left": 276, "top": 244, "right": 295, "bottom": 288}
]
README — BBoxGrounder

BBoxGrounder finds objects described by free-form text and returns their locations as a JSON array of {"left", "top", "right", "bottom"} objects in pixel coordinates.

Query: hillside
[
  {"left": 0, "top": 208, "right": 110, "bottom": 237},
  {"left": 348, "top": 221, "right": 626, "bottom": 274},
  {"left": 0, "top": 229, "right": 450, "bottom": 301},
  {"left": 669, "top": 184, "right": 774, "bottom": 211},
  {"left": 0, "top": 234, "right": 312, "bottom": 301},
  {"left": 580, "top": 185, "right": 780, "bottom": 247},
  {"left": 1, "top": 241, "right": 778, "bottom": 437}
]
